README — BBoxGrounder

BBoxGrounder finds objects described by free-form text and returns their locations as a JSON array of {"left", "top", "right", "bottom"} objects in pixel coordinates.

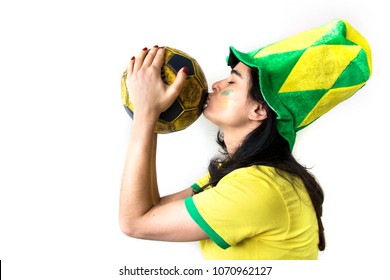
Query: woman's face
[{"left": 203, "top": 62, "right": 259, "bottom": 130}]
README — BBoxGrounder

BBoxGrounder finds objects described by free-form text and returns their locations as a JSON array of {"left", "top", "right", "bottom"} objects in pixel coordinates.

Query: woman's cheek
[{"left": 220, "top": 90, "right": 234, "bottom": 109}]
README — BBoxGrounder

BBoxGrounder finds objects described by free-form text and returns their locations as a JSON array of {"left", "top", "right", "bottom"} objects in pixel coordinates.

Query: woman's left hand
[{"left": 126, "top": 46, "right": 187, "bottom": 123}]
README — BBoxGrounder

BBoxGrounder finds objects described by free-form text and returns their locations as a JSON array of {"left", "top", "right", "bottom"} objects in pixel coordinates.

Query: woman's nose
[{"left": 211, "top": 81, "right": 222, "bottom": 93}]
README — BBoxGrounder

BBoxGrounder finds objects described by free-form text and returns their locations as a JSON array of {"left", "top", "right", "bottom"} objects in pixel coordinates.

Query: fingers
[
  {"left": 142, "top": 45, "right": 161, "bottom": 67},
  {"left": 153, "top": 47, "right": 165, "bottom": 70},
  {"left": 132, "top": 47, "right": 148, "bottom": 73},
  {"left": 128, "top": 46, "right": 165, "bottom": 75},
  {"left": 127, "top": 56, "right": 135, "bottom": 76}
]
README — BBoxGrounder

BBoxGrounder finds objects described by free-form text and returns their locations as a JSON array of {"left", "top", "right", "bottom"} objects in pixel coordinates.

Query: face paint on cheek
[
  {"left": 221, "top": 90, "right": 233, "bottom": 96},
  {"left": 220, "top": 90, "right": 234, "bottom": 108}
]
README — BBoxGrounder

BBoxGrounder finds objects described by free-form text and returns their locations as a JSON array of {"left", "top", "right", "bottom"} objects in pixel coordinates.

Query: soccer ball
[{"left": 121, "top": 47, "right": 208, "bottom": 133}]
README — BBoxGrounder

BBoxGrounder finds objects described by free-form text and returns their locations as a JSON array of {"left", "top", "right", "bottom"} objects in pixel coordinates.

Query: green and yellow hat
[{"left": 228, "top": 19, "right": 372, "bottom": 150}]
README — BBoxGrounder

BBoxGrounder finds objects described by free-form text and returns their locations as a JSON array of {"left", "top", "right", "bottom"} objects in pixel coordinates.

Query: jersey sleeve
[
  {"left": 190, "top": 173, "right": 210, "bottom": 192},
  {"left": 184, "top": 168, "right": 289, "bottom": 249}
]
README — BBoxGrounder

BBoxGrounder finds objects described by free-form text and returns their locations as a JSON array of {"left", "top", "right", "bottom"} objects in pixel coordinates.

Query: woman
[{"left": 119, "top": 19, "right": 371, "bottom": 260}]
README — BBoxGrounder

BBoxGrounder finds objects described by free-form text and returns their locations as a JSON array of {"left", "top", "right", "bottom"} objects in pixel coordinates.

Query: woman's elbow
[{"left": 119, "top": 218, "right": 139, "bottom": 238}]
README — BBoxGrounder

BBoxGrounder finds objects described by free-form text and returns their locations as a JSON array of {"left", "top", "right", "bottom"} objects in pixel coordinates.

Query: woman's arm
[
  {"left": 150, "top": 132, "right": 159, "bottom": 205},
  {"left": 119, "top": 46, "right": 208, "bottom": 241}
]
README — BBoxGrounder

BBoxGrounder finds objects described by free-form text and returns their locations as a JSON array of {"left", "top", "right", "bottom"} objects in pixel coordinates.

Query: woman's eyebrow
[{"left": 231, "top": 69, "right": 243, "bottom": 78}]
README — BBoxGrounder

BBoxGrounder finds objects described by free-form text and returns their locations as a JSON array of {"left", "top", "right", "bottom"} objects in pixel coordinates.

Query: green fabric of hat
[{"left": 227, "top": 19, "right": 372, "bottom": 150}]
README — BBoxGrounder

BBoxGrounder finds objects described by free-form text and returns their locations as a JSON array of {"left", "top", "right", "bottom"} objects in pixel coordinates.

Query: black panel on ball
[
  {"left": 168, "top": 54, "right": 195, "bottom": 75},
  {"left": 159, "top": 99, "right": 183, "bottom": 122}
]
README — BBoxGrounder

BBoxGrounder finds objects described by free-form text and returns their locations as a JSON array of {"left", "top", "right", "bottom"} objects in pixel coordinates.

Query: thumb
[{"left": 166, "top": 66, "right": 187, "bottom": 100}]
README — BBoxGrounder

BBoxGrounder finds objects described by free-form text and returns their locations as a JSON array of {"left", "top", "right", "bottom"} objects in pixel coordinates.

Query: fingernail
[
  {"left": 131, "top": 56, "right": 135, "bottom": 61},
  {"left": 153, "top": 45, "right": 159, "bottom": 48},
  {"left": 142, "top": 47, "right": 148, "bottom": 51},
  {"left": 182, "top": 66, "right": 188, "bottom": 74}
]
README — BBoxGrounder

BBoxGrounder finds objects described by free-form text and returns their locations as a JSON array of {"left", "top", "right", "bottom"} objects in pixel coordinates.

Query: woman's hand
[{"left": 126, "top": 46, "right": 187, "bottom": 123}]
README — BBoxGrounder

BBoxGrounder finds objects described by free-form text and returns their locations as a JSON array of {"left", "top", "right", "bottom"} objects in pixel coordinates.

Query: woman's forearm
[
  {"left": 119, "top": 119, "right": 158, "bottom": 233},
  {"left": 150, "top": 132, "right": 160, "bottom": 205}
]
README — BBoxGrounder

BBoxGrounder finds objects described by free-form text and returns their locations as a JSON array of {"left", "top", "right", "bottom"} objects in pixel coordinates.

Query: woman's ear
[{"left": 249, "top": 102, "right": 268, "bottom": 121}]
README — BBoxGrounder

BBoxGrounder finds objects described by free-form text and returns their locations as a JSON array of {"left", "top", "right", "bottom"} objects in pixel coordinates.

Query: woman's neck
[{"left": 222, "top": 126, "right": 256, "bottom": 155}]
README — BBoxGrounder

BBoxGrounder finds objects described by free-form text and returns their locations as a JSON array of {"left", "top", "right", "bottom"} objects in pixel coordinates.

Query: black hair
[{"left": 196, "top": 66, "right": 325, "bottom": 251}]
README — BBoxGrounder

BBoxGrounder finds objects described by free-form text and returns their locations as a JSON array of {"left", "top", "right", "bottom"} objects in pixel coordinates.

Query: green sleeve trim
[
  {"left": 191, "top": 183, "right": 201, "bottom": 192},
  {"left": 184, "top": 197, "right": 230, "bottom": 250}
]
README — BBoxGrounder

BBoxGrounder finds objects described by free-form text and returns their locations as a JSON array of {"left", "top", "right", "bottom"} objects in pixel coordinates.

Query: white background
[{"left": 0, "top": 0, "right": 389, "bottom": 279}]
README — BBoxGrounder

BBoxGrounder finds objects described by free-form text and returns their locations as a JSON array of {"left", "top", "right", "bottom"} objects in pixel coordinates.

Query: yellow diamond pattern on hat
[
  {"left": 298, "top": 82, "right": 365, "bottom": 128},
  {"left": 279, "top": 45, "right": 361, "bottom": 92},
  {"left": 344, "top": 21, "right": 373, "bottom": 73},
  {"left": 254, "top": 23, "right": 332, "bottom": 58}
]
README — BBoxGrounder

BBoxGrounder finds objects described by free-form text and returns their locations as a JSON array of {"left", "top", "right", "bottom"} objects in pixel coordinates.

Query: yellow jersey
[{"left": 184, "top": 165, "right": 319, "bottom": 260}]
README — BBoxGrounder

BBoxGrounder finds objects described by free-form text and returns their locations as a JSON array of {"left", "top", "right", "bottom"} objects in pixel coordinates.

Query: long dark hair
[{"left": 197, "top": 67, "right": 325, "bottom": 251}]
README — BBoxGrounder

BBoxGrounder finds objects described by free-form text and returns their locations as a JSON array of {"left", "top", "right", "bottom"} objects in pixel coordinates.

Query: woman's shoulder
[
  {"left": 222, "top": 165, "right": 306, "bottom": 196},
  {"left": 224, "top": 165, "right": 280, "bottom": 180},
  {"left": 218, "top": 165, "right": 288, "bottom": 192}
]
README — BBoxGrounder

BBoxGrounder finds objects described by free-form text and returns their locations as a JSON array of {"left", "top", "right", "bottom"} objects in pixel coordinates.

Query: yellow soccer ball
[{"left": 121, "top": 47, "right": 208, "bottom": 133}]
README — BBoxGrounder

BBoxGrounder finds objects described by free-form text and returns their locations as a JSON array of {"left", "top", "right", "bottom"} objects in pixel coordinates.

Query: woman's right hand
[{"left": 125, "top": 46, "right": 187, "bottom": 124}]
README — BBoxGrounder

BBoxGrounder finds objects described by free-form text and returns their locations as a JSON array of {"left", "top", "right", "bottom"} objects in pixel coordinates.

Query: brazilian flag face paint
[
  {"left": 211, "top": 89, "right": 232, "bottom": 110},
  {"left": 220, "top": 90, "right": 234, "bottom": 109},
  {"left": 221, "top": 90, "right": 233, "bottom": 96},
  {"left": 227, "top": 19, "right": 372, "bottom": 150}
]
